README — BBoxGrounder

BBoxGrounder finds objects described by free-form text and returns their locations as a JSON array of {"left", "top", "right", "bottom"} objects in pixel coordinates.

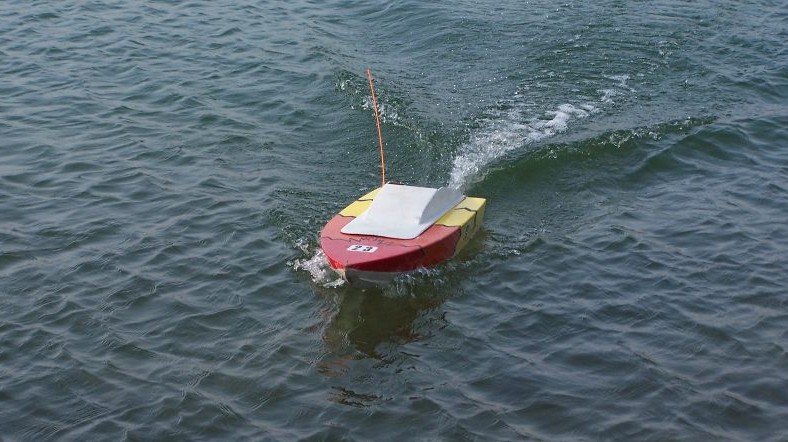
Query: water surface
[{"left": 1, "top": 0, "right": 787, "bottom": 440}]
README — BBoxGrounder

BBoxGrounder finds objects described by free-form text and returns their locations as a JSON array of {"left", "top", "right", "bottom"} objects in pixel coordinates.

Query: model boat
[{"left": 320, "top": 183, "right": 485, "bottom": 284}]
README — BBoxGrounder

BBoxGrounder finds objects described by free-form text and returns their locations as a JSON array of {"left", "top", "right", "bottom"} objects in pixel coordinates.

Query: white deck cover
[{"left": 341, "top": 184, "right": 464, "bottom": 239}]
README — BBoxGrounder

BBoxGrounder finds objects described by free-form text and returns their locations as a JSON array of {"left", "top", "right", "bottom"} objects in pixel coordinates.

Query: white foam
[
  {"left": 290, "top": 241, "right": 345, "bottom": 288},
  {"left": 448, "top": 102, "right": 597, "bottom": 188},
  {"left": 606, "top": 74, "right": 635, "bottom": 92},
  {"left": 361, "top": 97, "right": 400, "bottom": 125},
  {"left": 448, "top": 76, "right": 632, "bottom": 189},
  {"left": 599, "top": 89, "right": 618, "bottom": 103},
  {"left": 337, "top": 78, "right": 351, "bottom": 91}
]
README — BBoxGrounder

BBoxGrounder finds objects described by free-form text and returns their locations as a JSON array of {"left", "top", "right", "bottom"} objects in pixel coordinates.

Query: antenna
[{"left": 366, "top": 68, "right": 386, "bottom": 187}]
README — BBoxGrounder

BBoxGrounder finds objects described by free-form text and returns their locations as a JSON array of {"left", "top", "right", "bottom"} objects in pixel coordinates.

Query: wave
[{"left": 448, "top": 75, "right": 635, "bottom": 189}]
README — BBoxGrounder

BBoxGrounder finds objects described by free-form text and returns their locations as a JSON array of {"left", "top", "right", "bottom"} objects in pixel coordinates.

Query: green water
[{"left": 1, "top": 0, "right": 786, "bottom": 440}]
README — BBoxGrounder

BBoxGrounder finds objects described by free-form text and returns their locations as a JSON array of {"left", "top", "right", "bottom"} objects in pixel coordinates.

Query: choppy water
[{"left": 1, "top": 0, "right": 787, "bottom": 440}]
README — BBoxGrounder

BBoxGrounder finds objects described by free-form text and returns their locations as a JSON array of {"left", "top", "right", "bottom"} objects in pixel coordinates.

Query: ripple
[{"left": 2, "top": 0, "right": 788, "bottom": 439}]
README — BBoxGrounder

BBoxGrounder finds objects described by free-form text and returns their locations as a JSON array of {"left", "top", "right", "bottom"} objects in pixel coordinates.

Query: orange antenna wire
[{"left": 366, "top": 68, "right": 386, "bottom": 187}]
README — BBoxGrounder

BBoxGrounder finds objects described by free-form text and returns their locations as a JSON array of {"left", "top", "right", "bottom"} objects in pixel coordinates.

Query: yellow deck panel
[
  {"left": 359, "top": 188, "right": 381, "bottom": 201},
  {"left": 453, "top": 197, "right": 486, "bottom": 212},
  {"left": 339, "top": 200, "right": 372, "bottom": 217},
  {"left": 435, "top": 207, "right": 475, "bottom": 227}
]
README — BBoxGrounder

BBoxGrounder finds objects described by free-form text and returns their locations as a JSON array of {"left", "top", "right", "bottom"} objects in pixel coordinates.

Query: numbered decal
[{"left": 347, "top": 245, "right": 378, "bottom": 253}]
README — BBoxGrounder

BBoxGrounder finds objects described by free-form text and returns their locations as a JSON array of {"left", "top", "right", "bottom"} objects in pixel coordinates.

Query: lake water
[{"left": 1, "top": 0, "right": 786, "bottom": 440}]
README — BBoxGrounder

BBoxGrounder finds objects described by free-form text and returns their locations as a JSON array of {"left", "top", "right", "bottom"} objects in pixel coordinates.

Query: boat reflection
[{"left": 315, "top": 281, "right": 448, "bottom": 377}]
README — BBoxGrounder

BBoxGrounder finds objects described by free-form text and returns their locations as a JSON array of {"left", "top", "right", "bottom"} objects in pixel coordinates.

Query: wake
[{"left": 448, "top": 75, "right": 633, "bottom": 189}]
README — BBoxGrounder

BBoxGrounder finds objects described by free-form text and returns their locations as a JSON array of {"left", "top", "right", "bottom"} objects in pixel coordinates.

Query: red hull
[{"left": 320, "top": 215, "right": 461, "bottom": 274}]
